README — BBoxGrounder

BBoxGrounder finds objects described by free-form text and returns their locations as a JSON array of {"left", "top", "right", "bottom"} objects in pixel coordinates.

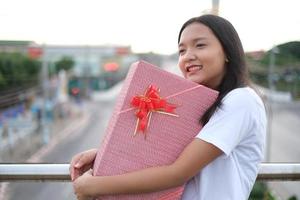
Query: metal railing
[{"left": 0, "top": 163, "right": 300, "bottom": 182}]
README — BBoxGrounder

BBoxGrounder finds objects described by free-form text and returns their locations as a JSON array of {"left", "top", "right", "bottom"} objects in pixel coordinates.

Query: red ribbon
[{"left": 131, "top": 85, "right": 178, "bottom": 136}]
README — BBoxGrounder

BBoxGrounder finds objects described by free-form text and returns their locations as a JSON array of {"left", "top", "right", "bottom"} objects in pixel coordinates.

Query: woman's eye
[
  {"left": 196, "top": 43, "right": 205, "bottom": 48},
  {"left": 178, "top": 49, "right": 185, "bottom": 55}
]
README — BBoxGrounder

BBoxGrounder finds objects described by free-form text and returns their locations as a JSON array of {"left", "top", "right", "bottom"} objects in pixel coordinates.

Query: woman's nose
[{"left": 183, "top": 49, "right": 196, "bottom": 61}]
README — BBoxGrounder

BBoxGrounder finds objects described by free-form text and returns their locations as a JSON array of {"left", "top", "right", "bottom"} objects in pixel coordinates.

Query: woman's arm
[{"left": 73, "top": 138, "right": 223, "bottom": 197}]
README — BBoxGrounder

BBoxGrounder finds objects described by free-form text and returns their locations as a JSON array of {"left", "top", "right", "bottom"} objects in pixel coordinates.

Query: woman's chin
[{"left": 187, "top": 76, "right": 202, "bottom": 85}]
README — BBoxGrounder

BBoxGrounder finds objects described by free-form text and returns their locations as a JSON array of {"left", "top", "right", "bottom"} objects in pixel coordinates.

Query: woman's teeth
[{"left": 187, "top": 65, "right": 202, "bottom": 72}]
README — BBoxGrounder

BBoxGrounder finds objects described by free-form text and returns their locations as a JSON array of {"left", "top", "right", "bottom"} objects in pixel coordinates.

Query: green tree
[
  {"left": 260, "top": 41, "right": 300, "bottom": 66},
  {"left": 248, "top": 41, "right": 300, "bottom": 99},
  {"left": 249, "top": 182, "right": 276, "bottom": 200},
  {"left": 288, "top": 196, "right": 298, "bottom": 200},
  {"left": 54, "top": 56, "right": 74, "bottom": 73},
  {"left": 0, "top": 53, "right": 41, "bottom": 90},
  {"left": 0, "top": 71, "right": 6, "bottom": 87}
]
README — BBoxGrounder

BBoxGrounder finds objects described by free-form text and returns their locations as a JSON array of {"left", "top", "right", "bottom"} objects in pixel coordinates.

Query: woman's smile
[{"left": 186, "top": 65, "right": 203, "bottom": 72}]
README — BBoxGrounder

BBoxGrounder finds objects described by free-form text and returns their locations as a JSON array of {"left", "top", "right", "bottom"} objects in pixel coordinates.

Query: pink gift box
[{"left": 93, "top": 60, "right": 218, "bottom": 199}]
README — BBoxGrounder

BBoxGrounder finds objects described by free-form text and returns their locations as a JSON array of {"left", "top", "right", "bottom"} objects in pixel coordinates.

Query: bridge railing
[{"left": 0, "top": 163, "right": 300, "bottom": 182}]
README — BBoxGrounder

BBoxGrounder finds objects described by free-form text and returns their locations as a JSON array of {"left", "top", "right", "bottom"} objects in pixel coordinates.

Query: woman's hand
[
  {"left": 73, "top": 169, "right": 94, "bottom": 200},
  {"left": 70, "top": 148, "right": 98, "bottom": 181}
]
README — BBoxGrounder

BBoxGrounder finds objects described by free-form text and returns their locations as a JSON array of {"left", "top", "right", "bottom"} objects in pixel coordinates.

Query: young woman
[{"left": 70, "top": 14, "right": 267, "bottom": 200}]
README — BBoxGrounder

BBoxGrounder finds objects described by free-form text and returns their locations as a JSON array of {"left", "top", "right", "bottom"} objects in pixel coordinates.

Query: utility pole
[
  {"left": 41, "top": 44, "right": 50, "bottom": 144},
  {"left": 268, "top": 47, "right": 279, "bottom": 92},
  {"left": 84, "top": 45, "right": 91, "bottom": 98},
  {"left": 266, "top": 46, "right": 279, "bottom": 162},
  {"left": 212, "top": 0, "right": 220, "bottom": 15}
]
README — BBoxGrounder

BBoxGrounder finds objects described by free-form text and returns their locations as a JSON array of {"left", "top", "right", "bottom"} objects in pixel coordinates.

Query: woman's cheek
[{"left": 178, "top": 66, "right": 186, "bottom": 78}]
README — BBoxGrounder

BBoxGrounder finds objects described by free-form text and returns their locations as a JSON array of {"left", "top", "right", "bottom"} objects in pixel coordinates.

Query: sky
[{"left": 0, "top": 0, "right": 299, "bottom": 55}]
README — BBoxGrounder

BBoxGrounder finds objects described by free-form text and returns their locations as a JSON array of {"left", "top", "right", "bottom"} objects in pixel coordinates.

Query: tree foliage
[
  {"left": 260, "top": 41, "right": 300, "bottom": 66},
  {"left": 248, "top": 41, "right": 300, "bottom": 99},
  {"left": 54, "top": 56, "right": 74, "bottom": 73},
  {"left": 0, "top": 53, "right": 41, "bottom": 91}
]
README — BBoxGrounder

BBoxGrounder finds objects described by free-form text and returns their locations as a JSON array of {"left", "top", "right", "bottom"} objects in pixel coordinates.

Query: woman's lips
[{"left": 186, "top": 65, "right": 203, "bottom": 72}]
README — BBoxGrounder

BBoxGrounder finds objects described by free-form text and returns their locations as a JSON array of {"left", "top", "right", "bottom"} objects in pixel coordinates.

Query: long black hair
[{"left": 178, "top": 14, "right": 250, "bottom": 125}]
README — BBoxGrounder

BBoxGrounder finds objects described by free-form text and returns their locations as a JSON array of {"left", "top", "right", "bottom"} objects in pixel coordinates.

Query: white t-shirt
[{"left": 181, "top": 87, "right": 267, "bottom": 200}]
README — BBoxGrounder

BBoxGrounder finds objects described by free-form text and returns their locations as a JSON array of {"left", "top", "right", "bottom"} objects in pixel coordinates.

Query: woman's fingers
[
  {"left": 70, "top": 153, "right": 84, "bottom": 181},
  {"left": 70, "top": 149, "right": 97, "bottom": 181},
  {"left": 72, "top": 168, "right": 82, "bottom": 181},
  {"left": 75, "top": 149, "right": 97, "bottom": 168},
  {"left": 74, "top": 154, "right": 90, "bottom": 169}
]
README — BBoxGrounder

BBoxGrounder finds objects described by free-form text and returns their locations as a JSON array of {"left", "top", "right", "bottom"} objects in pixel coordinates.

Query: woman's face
[{"left": 178, "top": 22, "right": 227, "bottom": 89}]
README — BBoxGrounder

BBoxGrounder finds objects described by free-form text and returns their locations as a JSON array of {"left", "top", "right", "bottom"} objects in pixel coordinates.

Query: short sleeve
[{"left": 196, "top": 89, "right": 255, "bottom": 156}]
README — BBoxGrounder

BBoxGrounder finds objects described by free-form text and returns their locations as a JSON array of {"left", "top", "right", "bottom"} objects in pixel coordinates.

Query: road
[
  {"left": 4, "top": 97, "right": 300, "bottom": 200},
  {"left": 6, "top": 100, "right": 115, "bottom": 200},
  {"left": 267, "top": 101, "right": 300, "bottom": 199}
]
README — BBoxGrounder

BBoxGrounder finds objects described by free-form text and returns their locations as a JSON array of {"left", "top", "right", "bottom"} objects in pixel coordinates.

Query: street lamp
[
  {"left": 266, "top": 46, "right": 280, "bottom": 162},
  {"left": 41, "top": 44, "right": 50, "bottom": 144},
  {"left": 268, "top": 46, "right": 280, "bottom": 93}
]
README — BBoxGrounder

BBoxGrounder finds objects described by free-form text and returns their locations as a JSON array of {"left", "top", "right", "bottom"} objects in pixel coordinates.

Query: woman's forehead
[{"left": 179, "top": 23, "right": 215, "bottom": 45}]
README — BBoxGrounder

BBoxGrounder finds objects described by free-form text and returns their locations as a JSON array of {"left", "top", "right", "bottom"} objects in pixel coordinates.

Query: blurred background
[{"left": 0, "top": 0, "right": 299, "bottom": 199}]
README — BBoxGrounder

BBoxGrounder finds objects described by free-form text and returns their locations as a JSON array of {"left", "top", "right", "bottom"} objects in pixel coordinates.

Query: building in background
[
  {"left": 0, "top": 40, "right": 35, "bottom": 54},
  {"left": 41, "top": 44, "right": 138, "bottom": 95},
  {"left": 0, "top": 40, "right": 139, "bottom": 97},
  {"left": 0, "top": 40, "right": 171, "bottom": 98}
]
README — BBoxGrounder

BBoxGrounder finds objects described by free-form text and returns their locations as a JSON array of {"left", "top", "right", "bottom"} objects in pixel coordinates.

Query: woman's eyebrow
[
  {"left": 178, "top": 37, "right": 207, "bottom": 47},
  {"left": 193, "top": 37, "right": 207, "bottom": 42}
]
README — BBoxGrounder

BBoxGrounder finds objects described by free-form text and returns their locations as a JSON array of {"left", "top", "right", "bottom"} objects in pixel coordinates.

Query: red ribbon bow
[{"left": 131, "top": 85, "right": 178, "bottom": 137}]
